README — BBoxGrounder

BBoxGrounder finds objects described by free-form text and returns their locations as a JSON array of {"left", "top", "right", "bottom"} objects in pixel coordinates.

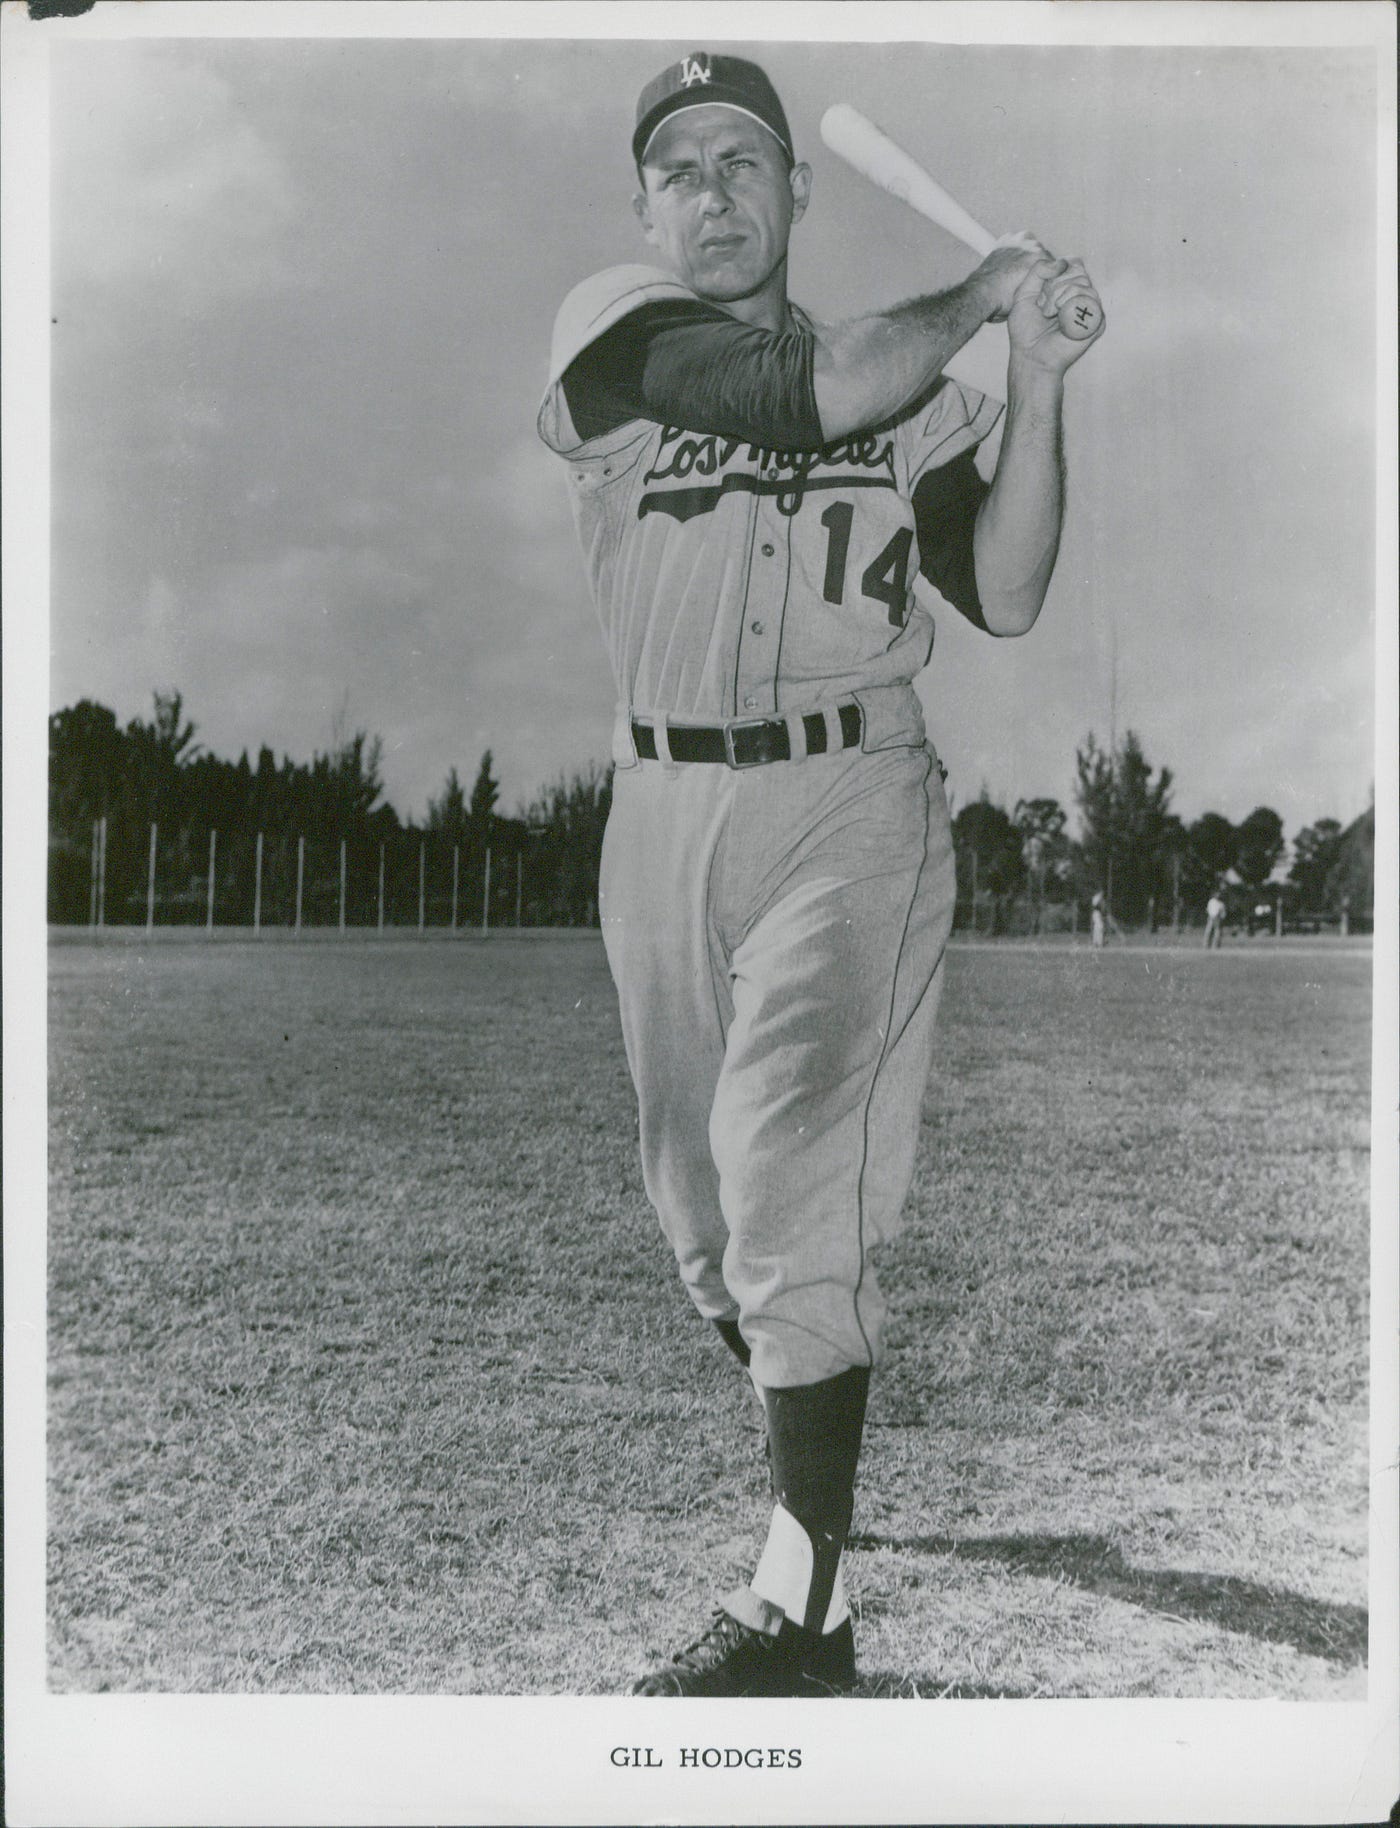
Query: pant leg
[
  {"left": 710, "top": 745, "right": 956, "bottom": 1389},
  {"left": 598, "top": 763, "right": 737, "bottom": 1323}
]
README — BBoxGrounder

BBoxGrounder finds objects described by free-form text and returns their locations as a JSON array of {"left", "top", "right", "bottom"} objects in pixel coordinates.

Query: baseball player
[
  {"left": 1204, "top": 888, "right": 1226, "bottom": 948},
  {"left": 537, "top": 52, "right": 1104, "bottom": 1696}
]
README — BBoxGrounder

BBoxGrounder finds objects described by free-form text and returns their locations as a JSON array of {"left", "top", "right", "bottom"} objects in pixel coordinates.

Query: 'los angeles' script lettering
[{"left": 643, "top": 427, "right": 897, "bottom": 514}]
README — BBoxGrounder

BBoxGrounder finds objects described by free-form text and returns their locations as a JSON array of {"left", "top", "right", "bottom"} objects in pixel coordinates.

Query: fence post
[
  {"left": 146, "top": 822, "right": 158, "bottom": 933},
  {"left": 378, "top": 844, "right": 385, "bottom": 934},
  {"left": 295, "top": 835, "right": 305, "bottom": 936},
  {"left": 89, "top": 820, "right": 100, "bottom": 930},
  {"left": 452, "top": 844, "right": 459, "bottom": 932},
  {"left": 1172, "top": 852, "right": 1181, "bottom": 935},
  {"left": 339, "top": 840, "right": 347, "bottom": 934},
  {"left": 516, "top": 849, "right": 522, "bottom": 928},
  {"left": 254, "top": 832, "right": 264, "bottom": 937},
  {"left": 1275, "top": 896, "right": 1283, "bottom": 939},
  {"left": 482, "top": 846, "right": 492, "bottom": 934},
  {"left": 97, "top": 817, "right": 107, "bottom": 927},
  {"left": 418, "top": 842, "right": 426, "bottom": 934},
  {"left": 207, "top": 829, "right": 217, "bottom": 932}
]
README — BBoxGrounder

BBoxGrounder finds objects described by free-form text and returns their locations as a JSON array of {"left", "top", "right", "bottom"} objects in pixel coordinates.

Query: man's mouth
[{"left": 699, "top": 234, "right": 745, "bottom": 255}]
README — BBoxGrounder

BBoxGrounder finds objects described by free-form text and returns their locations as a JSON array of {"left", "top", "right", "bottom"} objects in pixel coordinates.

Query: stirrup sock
[
  {"left": 749, "top": 1501, "right": 849, "bottom": 1632},
  {"left": 759, "top": 1365, "right": 870, "bottom": 1633}
]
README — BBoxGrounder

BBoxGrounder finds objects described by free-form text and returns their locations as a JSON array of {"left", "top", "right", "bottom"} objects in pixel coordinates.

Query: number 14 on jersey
[{"left": 819, "top": 502, "right": 914, "bottom": 628}]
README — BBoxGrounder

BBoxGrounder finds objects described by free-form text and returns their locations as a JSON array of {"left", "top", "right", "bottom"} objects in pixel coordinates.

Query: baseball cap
[{"left": 633, "top": 52, "right": 793, "bottom": 168}]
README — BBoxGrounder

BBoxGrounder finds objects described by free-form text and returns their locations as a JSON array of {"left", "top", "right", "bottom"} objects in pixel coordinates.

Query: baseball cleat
[{"left": 631, "top": 1609, "right": 856, "bottom": 1697}]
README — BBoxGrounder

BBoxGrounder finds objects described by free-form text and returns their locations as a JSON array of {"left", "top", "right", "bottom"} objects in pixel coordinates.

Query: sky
[{"left": 46, "top": 22, "right": 1383, "bottom": 840}]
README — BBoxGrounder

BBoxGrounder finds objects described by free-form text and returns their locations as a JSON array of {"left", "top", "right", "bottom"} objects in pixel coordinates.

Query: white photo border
[{"left": 4, "top": 4, "right": 1396, "bottom": 1823}]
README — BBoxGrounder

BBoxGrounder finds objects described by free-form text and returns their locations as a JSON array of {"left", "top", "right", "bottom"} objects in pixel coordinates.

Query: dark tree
[
  {"left": 1233, "top": 806, "right": 1285, "bottom": 891},
  {"left": 1289, "top": 818, "right": 1343, "bottom": 907},
  {"left": 469, "top": 750, "right": 501, "bottom": 827},
  {"left": 427, "top": 766, "right": 470, "bottom": 845},
  {"left": 1325, "top": 805, "right": 1374, "bottom": 921},
  {"left": 309, "top": 730, "right": 385, "bottom": 832},
  {"left": 524, "top": 763, "right": 613, "bottom": 926},
  {"left": 121, "top": 689, "right": 201, "bottom": 827},
  {"left": 954, "top": 794, "right": 1024, "bottom": 893},
  {"left": 954, "top": 791, "right": 1023, "bottom": 931},
  {"left": 1175, "top": 810, "right": 1236, "bottom": 915},
  {"left": 1014, "top": 796, "right": 1072, "bottom": 887},
  {"left": 48, "top": 699, "right": 126, "bottom": 840},
  {"left": 1075, "top": 730, "right": 1175, "bottom": 924},
  {"left": 1186, "top": 811, "right": 1235, "bottom": 882}
]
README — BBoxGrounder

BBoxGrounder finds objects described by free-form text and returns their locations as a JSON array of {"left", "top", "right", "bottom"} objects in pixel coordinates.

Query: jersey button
[
  {"left": 761, "top": 542, "right": 775, "bottom": 557},
  {"left": 750, "top": 620, "right": 765, "bottom": 634},
  {"left": 743, "top": 695, "right": 758, "bottom": 710}
]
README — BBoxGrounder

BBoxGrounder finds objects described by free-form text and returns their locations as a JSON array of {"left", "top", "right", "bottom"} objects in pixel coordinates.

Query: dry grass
[{"left": 47, "top": 933, "right": 1371, "bottom": 1696}]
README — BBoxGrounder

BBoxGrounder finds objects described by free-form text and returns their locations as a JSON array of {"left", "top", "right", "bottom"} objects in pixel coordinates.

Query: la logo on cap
[{"left": 679, "top": 54, "right": 712, "bottom": 88}]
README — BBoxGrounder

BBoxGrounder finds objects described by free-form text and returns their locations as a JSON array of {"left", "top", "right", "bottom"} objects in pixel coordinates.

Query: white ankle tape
[{"left": 748, "top": 1503, "right": 849, "bottom": 1634}]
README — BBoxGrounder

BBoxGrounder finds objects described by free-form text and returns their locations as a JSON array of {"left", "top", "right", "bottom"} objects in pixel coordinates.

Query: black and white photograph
[{"left": 4, "top": 2, "right": 1397, "bottom": 1822}]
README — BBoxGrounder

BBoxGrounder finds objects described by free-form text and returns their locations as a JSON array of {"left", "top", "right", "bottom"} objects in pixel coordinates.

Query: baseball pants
[{"left": 599, "top": 735, "right": 956, "bottom": 1390}]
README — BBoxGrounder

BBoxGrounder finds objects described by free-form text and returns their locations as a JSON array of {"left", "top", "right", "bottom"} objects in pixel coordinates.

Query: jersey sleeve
[
  {"left": 537, "top": 264, "right": 822, "bottom": 456},
  {"left": 563, "top": 300, "right": 822, "bottom": 449},
  {"left": 904, "top": 378, "right": 1005, "bottom": 631}
]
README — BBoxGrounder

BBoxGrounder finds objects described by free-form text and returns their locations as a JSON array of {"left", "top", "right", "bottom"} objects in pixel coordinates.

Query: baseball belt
[{"left": 632, "top": 702, "right": 863, "bottom": 769}]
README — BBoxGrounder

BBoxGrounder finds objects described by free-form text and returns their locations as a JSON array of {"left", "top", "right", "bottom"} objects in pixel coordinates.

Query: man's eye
[{"left": 666, "top": 171, "right": 695, "bottom": 187}]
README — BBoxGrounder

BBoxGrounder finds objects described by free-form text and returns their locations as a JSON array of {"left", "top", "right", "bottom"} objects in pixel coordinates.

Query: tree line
[
  {"left": 48, "top": 692, "right": 1373, "bottom": 932},
  {"left": 952, "top": 728, "right": 1372, "bottom": 934},
  {"left": 47, "top": 693, "right": 609, "bottom": 928}
]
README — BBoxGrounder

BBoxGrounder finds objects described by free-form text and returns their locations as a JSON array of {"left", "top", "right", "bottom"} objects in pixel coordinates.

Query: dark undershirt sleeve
[
  {"left": 911, "top": 447, "right": 990, "bottom": 628},
  {"left": 561, "top": 299, "right": 824, "bottom": 450}
]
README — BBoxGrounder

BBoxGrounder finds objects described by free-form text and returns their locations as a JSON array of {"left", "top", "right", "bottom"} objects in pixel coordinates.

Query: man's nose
[{"left": 697, "top": 173, "right": 733, "bottom": 213}]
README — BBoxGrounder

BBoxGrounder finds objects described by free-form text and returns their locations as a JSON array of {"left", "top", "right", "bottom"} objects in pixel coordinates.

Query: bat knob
[{"left": 1059, "top": 296, "right": 1102, "bottom": 341}]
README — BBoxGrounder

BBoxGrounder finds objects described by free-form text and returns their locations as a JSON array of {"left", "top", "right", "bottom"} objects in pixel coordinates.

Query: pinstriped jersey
[{"left": 538, "top": 265, "right": 1004, "bottom": 745}]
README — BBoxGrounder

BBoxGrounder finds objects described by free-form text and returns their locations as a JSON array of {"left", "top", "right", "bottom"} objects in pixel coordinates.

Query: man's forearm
[
  {"left": 811, "top": 270, "right": 1001, "bottom": 440},
  {"left": 971, "top": 355, "right": 1065, "bottom": 636}
]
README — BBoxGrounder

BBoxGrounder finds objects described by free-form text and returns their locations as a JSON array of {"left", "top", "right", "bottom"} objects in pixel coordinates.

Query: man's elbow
[
  {"left": 811, "top": 329, "right": 899, "bottom": 441},
  {"left": 974, "top": 582, "right": 1048, "bottom": 638},
  {"left": 971, "top": 510, "right": 1062, "bottom": 637},
  {"left": 811, "top": 373, "right": 865, "bottom": 443}
]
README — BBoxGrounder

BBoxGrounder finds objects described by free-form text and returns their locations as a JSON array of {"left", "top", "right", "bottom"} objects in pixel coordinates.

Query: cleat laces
[{"left": 668, "top": 1610, "right": 770, "bottom": 1674}]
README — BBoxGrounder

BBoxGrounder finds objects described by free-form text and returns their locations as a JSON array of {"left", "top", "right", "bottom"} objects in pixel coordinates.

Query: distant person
[
  {"left": 1090, "top": 890, "right": 1106, "bottom": 949},
  {"left": 1204, "top": 891, "right": 1226, "bottom": 949}
]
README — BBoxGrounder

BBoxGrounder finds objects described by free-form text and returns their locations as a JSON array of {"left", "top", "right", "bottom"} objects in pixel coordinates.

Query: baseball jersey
[{"left": 537, "top": 264, "right": 1005, "bottom": 756}]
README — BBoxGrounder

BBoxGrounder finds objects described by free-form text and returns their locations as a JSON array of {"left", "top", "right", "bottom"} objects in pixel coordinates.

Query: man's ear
[
  {"left": 632, "top": 190, "right": 657, "bottom": 244},
  {"left": 788, "top": 161, "right": 812, "bottom": 225}
]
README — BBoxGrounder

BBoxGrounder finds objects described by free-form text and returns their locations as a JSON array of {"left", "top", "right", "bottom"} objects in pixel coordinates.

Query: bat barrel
[{"left": 820, "top": 103, "right": 1101, "bottom": 341}]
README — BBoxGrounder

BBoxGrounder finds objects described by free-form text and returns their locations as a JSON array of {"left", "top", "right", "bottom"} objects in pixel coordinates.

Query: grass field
[{"left": 47, "top": 933, "right": 1371, "bottom": 1697}]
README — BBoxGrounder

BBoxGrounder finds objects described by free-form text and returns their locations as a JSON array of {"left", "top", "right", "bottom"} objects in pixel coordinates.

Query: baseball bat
[{"left": 819, "top": 102, "right": 1102, "bottom": 341}]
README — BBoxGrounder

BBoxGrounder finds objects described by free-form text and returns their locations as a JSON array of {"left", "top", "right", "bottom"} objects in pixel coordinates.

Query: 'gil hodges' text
[{"left": 611, "top": 1744, "right": 801, "bottom": 1769}]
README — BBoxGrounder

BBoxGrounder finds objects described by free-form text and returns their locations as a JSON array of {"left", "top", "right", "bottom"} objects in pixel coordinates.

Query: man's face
[{"left": 634, "top": 105, "right": 810, "bottom": 304}]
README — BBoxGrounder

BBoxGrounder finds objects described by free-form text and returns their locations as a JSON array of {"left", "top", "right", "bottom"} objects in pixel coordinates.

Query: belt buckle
[{"left": 723, "top": 717, "right": 772, "bottom": 770}]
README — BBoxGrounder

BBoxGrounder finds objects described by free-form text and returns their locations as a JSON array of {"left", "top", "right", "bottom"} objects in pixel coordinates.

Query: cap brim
[{"left": 635, "top": 94, "right": 791, "bottom": 166}]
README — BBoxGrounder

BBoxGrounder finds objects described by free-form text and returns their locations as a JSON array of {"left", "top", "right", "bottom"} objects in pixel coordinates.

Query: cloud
[
  {"left": 469, "top": 432, "right": 581, "bottom": 600},
  {"left": 52, "top": 45, "right": 301, "bottom": 305}
]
